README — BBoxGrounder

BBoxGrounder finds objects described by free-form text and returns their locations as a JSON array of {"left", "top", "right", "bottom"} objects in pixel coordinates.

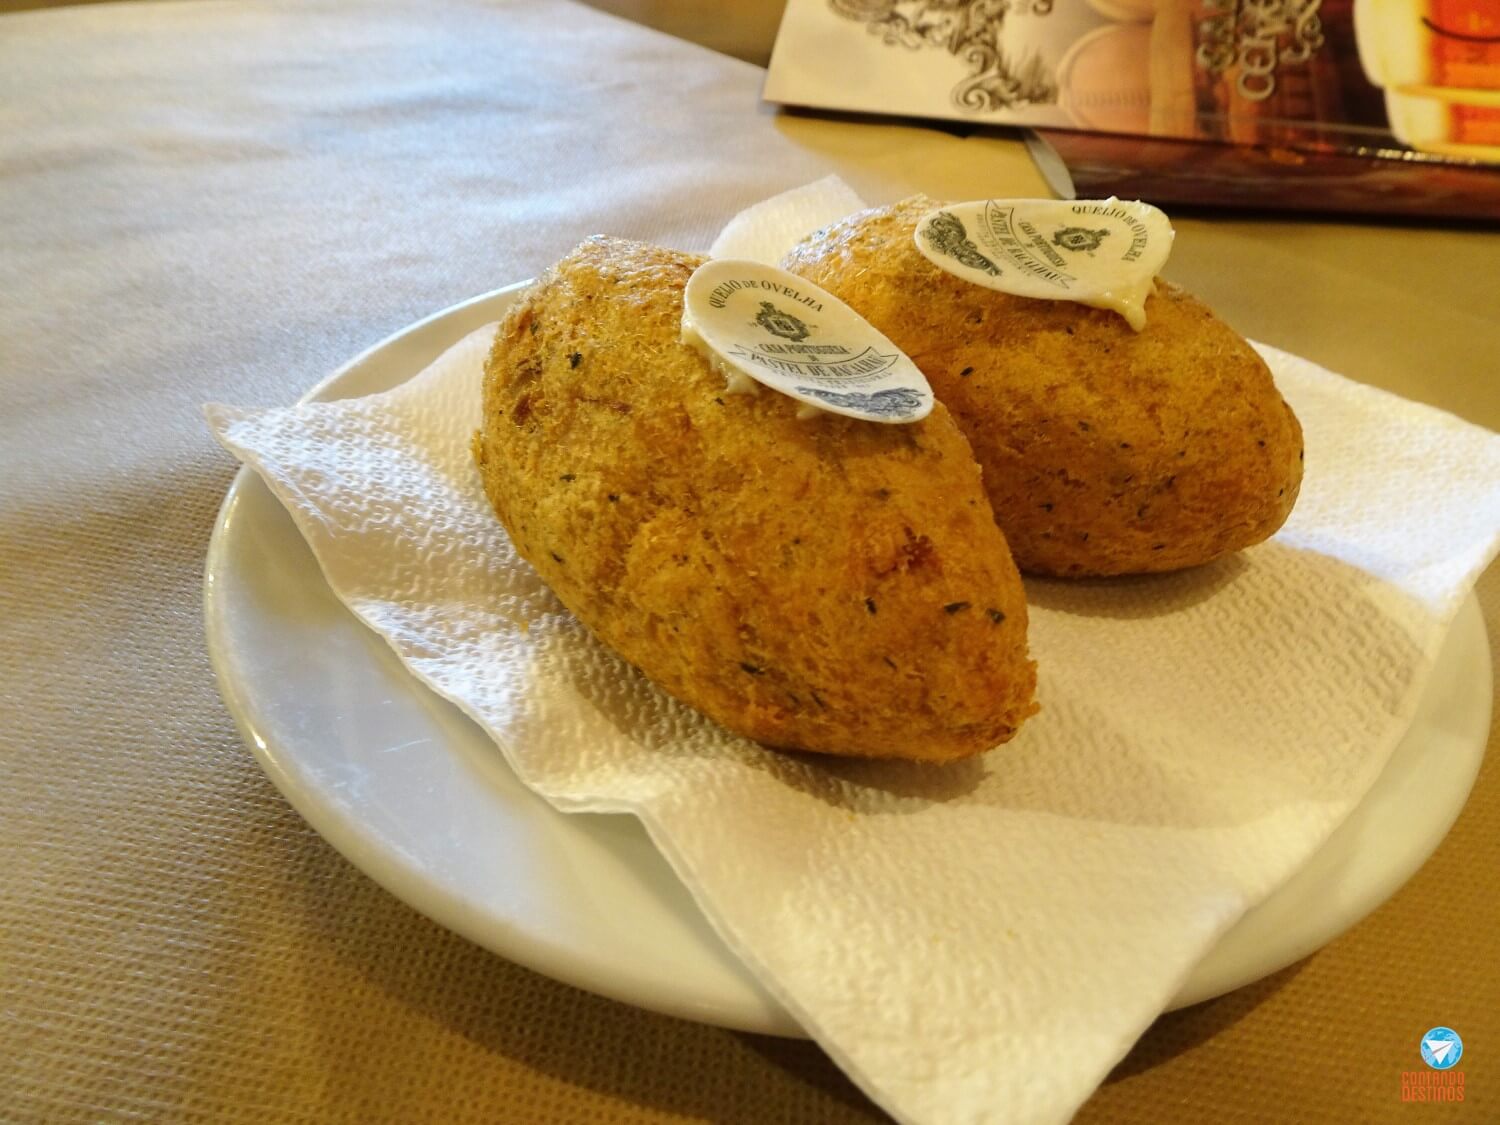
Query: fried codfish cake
[
  {"left": 782, "top": 197, "right": 1304, "bottom": 577},
  {"left": 472, "top": 237, "right": 1036, "bottom": 762}
]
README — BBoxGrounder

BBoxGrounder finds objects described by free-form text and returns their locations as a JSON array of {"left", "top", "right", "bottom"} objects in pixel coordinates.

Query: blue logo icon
[{"left": 1421, "top": 1027, "right": 1463, "bottom": 1070}]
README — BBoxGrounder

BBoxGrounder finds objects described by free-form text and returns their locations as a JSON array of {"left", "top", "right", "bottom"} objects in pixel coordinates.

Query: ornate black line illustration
[
  {"left": 796, "top": 386, "right": 928, "bottom": 417},
  {"left": 922, "top": 210, "right": 1002, "bottom": 275},
  {"left": 828, "top": 0, "right": 1058, "bottom": 113},
  {"left": 755, "top": 301, "right": 812, "bottom": 342}
]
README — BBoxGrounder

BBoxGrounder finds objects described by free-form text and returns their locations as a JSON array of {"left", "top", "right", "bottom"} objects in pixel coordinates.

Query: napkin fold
[
  {"left": 206, "top": 181, "right": 1500, "bottom": 1125},
  {"left": 709, "top": 173, "right": 868, "bottom": 262}
]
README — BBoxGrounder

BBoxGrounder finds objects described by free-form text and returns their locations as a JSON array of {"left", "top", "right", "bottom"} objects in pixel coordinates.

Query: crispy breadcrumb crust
[
  {"left": 783, "top": 197, "right": 1304, "bottom": 577},
  {"left": 473, "top": 237, "right": 1037, "bottom": 761}
]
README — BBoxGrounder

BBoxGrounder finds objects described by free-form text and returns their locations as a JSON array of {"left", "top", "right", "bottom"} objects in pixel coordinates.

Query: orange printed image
[
  {"left": 1387, "top": 88, "right": 1500, "bottom": 155},
  {"left": 1356, "top": 0, "right": 1500, "bottom": 94}
]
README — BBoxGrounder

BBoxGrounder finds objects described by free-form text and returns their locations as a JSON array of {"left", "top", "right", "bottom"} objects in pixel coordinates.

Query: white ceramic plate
[{"left": 204, "top": 285, "right": 1492, "bottom": 1036}]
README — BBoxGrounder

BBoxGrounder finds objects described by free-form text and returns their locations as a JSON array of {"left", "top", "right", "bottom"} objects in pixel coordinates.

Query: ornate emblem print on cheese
[
  {"left": 1051, "top": 226, "right": 1110, "bottom": 254},
  {"left": 920, "top": 211, "right": 1002, "bottom": 276},
  {"left": 755, "top": 301, "right": 812, "bottom": 342},
  {"left": 913, "top": 198, "right": 1174, "bottom": 330},
  {"left": 681, "top": 259, "right": 934, "bottom": 424}
]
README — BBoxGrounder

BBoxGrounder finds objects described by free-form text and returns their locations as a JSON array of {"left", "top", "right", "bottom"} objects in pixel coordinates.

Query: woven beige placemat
[{"left": 2, "top": 1, "right": 1495, "bottom": 1121}]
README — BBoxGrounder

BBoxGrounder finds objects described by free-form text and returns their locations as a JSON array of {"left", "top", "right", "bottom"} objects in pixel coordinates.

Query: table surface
[{"left": 2, "top": 2, "right": 1496, "bottom": 1122}]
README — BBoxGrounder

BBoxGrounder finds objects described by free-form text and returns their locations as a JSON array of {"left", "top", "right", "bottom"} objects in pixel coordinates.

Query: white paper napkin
[
  {"left": 709, "top": 173, "right": 868, "bottom": 262},
  {"left": 206, "top": 183, "right": 1500, "bottom": 1125}
]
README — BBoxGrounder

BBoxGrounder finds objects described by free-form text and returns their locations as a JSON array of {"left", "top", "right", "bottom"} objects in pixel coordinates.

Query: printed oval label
[
  {"left": 913, "top": 198, "right": 1174, "bottom": 330},
  {"left": 682, "top": 259, "right": 934, "bottom": 424}
]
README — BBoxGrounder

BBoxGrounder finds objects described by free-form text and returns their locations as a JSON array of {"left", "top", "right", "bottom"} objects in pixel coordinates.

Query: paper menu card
[{"left": 763, "top": 0, "right": 1500, "bottom": 218}]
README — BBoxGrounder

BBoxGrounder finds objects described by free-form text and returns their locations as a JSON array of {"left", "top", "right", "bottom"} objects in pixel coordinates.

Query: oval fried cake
[
  {"left": 783, "top": 197, "right": 1304, "bottom": 577},
  {"left": 473, "top": 237, "right": 1037, "bottom": 761}
]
